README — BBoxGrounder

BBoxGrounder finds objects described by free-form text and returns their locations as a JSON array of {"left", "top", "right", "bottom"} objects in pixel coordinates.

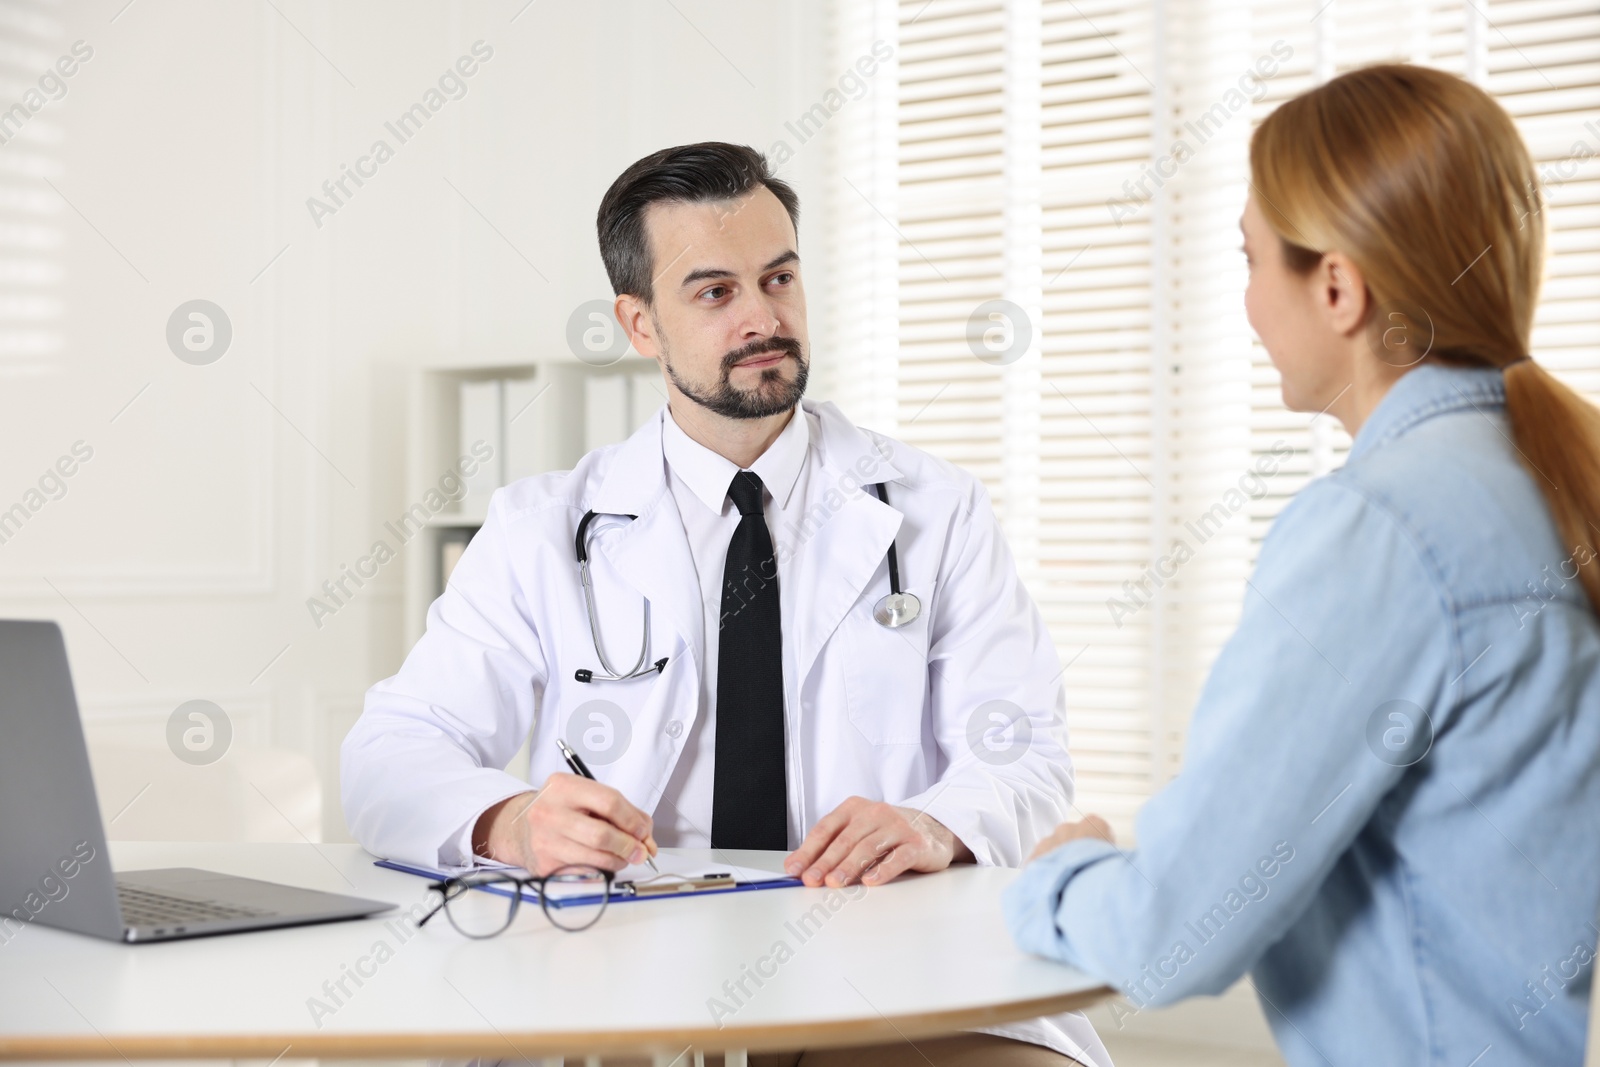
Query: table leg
[{"left": 723, "top": 1051, "right": 748, "bottom": 1067}]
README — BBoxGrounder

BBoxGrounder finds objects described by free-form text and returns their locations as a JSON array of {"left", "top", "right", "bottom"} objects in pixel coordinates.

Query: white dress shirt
[{"left": 653, "top": 400, "right": 813, "bottom": 849}]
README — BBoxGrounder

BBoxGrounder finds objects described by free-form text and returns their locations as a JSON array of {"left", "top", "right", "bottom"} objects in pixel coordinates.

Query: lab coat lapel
[
  {"left": 789, "top": 401, "right": 906, "bottom": 686},
  {"left": 587, "top": 409, "right": 705, "bottom": 679}
]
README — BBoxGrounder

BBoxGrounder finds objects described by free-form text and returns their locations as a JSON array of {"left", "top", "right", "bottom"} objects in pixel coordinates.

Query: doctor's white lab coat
[{"left": 341, "top": 396, "right": 1108, "bottom": 1066}]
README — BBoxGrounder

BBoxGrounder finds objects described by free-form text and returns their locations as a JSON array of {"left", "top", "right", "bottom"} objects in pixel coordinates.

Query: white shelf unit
[{"left": 402, "top": 357, "right": 662, "bottom": 648}]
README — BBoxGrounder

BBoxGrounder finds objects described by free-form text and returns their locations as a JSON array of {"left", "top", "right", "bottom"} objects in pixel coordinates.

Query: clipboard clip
[{"left": 616, "top": 872, "right": 737, "bottom": 897}]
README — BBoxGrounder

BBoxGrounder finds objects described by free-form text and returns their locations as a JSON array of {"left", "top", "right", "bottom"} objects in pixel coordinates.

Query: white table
[{"left": 0, "top": 842, "right": 1108, "bottom": 1062}]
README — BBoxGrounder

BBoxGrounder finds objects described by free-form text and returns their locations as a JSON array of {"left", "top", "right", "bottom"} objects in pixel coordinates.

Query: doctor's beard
[{"left": 661, "top": 333, "right": 809, "bottom": 420}]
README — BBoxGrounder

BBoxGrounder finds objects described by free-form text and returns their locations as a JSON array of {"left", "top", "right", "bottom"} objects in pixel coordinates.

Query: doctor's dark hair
[{"left": 596, "top": 142, "right": 800, "bottom": 305}]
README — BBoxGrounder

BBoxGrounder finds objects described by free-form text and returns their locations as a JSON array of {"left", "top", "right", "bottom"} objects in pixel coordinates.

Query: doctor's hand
[
  {"left": 471, "top": 774, "right": 657, "bottom": 877},
  {"left": 1026, "top": 815, "right": 1115, "bottom": 864},
  {"left": 784, "top": 797, "right": 975, "bottom": 888}
]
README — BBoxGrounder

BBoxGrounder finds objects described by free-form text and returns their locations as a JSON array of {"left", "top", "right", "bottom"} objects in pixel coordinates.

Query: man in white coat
[{"left": 342, "top": 142, "right": 1108, "bottom": 1067}]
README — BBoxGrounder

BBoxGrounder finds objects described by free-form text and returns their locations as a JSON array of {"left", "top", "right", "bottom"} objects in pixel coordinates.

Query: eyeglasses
[{"left": 417, "top": 866, "right": 613, "bottom": 937}]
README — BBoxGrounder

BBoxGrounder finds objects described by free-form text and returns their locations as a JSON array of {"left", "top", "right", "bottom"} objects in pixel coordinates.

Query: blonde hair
[{"left": 1251, "top": 63, "right": 1600, "bottom": 614}]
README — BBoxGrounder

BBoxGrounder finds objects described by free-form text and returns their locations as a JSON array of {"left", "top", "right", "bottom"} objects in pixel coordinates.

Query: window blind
[{"left": 0, "top": 4, "right": 65, "bottom": 378}]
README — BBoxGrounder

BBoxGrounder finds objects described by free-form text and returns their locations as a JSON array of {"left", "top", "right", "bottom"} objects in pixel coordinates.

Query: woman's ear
[{"left": 1314, "top": 251, "right": 1371, "bottom": 338}]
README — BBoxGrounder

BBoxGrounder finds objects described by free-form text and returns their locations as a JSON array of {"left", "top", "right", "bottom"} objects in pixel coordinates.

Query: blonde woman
[{"left": 1006, "top": 64, "right": 1600, "bottom": 1066}]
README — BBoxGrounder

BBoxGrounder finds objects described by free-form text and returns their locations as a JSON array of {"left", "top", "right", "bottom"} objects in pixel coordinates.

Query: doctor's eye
[{"left": 699, "top": 285, "right": 730, "bottom": 302}]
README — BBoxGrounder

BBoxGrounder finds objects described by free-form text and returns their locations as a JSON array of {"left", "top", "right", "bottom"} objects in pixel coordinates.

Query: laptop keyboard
[{"left": 116, "top": 883, "right": 273, "bottom": 928}]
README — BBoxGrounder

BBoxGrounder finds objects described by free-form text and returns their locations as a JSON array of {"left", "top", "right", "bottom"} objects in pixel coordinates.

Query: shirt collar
[
  {"left": 661, "top": 402, "right": 811, "bottom": 514},
  {"left": 1346, "top": 362, "right": 1508, "bottom": 463}
]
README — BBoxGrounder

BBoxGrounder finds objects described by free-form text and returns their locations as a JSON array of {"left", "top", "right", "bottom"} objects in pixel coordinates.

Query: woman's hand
[{"left": 1027, "top": 814, "right": 1116, "bottom": 863}]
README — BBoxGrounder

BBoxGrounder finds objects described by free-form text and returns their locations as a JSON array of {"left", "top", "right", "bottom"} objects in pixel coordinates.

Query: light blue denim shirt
[{"left": 1005, "top": 363, "right": 1600, "bottom": 1066}]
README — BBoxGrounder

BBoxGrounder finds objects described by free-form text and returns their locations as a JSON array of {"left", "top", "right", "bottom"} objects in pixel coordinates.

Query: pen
[{"left": 556, "top": 737, "right": 659, "bottom": 874}]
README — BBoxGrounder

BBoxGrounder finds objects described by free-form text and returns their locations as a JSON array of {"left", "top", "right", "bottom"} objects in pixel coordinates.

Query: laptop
[{"left": 0, "top": 619, "right": 394, "bottom": 943}]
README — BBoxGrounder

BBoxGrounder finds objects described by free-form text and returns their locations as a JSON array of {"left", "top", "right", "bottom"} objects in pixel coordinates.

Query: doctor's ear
[{"left": 613, "top": 293, "right": 662, "bottom": 360}]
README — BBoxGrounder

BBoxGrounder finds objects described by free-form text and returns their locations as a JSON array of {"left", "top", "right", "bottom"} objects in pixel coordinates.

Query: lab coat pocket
[
  {"left": 557, "top": 685, "right": 649, "bottom": 769},
  {"left": 842, "top": 583, "right": 932, "bottom": 745},
  {"left": 547, "top": 631, "right": 691, "bottom": 774}
]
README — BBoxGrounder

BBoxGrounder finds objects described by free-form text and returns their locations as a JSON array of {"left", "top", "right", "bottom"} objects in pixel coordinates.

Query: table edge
[{"left": 0, "top": 986, "right": 1114, "bottom": 1060}]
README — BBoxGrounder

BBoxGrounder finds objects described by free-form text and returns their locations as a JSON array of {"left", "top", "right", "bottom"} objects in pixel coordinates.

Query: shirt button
[{"left": 665, "top": 720, "right": 684, "bottom": 739}]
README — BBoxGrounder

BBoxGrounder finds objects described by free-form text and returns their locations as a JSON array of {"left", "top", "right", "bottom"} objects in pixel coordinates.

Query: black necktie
[{"left": 711, "top": 469, "right": 788, "bottom": 850}]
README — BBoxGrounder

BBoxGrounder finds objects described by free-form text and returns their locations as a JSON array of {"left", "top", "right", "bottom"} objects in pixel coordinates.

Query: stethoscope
[
  {"left": 572, "top": 481, "right": 922, "bottom": 684},
  {"left": 573, "top": 509, "right": 669, "bottom": 683},
  {"left": 868, "top": 482, "right": 922, "bottom": 628}
]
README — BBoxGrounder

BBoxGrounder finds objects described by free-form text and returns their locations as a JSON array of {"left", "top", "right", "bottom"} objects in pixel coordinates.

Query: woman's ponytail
[{"left": 1503, "top": 358, "right": 1600, "bottom": 611}]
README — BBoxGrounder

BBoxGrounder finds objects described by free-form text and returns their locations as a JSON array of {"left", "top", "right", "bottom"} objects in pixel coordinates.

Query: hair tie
[{"left": 1503, "top": 355, "right": 1532, "bottom": 369}]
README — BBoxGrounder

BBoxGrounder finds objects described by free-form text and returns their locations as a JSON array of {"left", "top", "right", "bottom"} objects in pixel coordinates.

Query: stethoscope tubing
[
  {"left": 872, "top": 481, "right": 906, "bottom": 599},
  {"left": 574, "top": 510, "right": 664, "bottom": 683}
]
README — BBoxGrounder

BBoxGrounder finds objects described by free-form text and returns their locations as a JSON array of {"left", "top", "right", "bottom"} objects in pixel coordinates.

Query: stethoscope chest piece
[
  {"left": 869, "top": 481, "right": 919, "bottom": 629},
  {"left": 873, "top": 591, "right": 922, "bottom": 628}
]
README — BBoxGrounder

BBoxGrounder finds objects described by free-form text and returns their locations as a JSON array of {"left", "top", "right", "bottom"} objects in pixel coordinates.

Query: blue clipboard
[{"left": 375, "top": 858, "right": 804, "bottom": 909}]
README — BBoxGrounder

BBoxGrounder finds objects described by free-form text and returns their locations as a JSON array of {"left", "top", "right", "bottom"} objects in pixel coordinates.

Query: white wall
[{"left": 0, "top": 0, "right": 834, "bottom": 841}]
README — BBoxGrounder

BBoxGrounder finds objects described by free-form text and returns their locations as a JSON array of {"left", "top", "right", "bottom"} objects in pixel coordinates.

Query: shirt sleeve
[
  {"left": 1003, "top": 475, "right": 1455, "bottom": 1003},
  {"left": 901, "top": 473, "right": 1078, "bottom": 868},
  {"left": 340, "top": 492, "right": 550, "bottom": 869}
]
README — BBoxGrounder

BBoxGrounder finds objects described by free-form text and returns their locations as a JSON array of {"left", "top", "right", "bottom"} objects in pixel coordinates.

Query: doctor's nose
[{"left": 729, "top": 289, "right": 783, "bottom": 340}]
